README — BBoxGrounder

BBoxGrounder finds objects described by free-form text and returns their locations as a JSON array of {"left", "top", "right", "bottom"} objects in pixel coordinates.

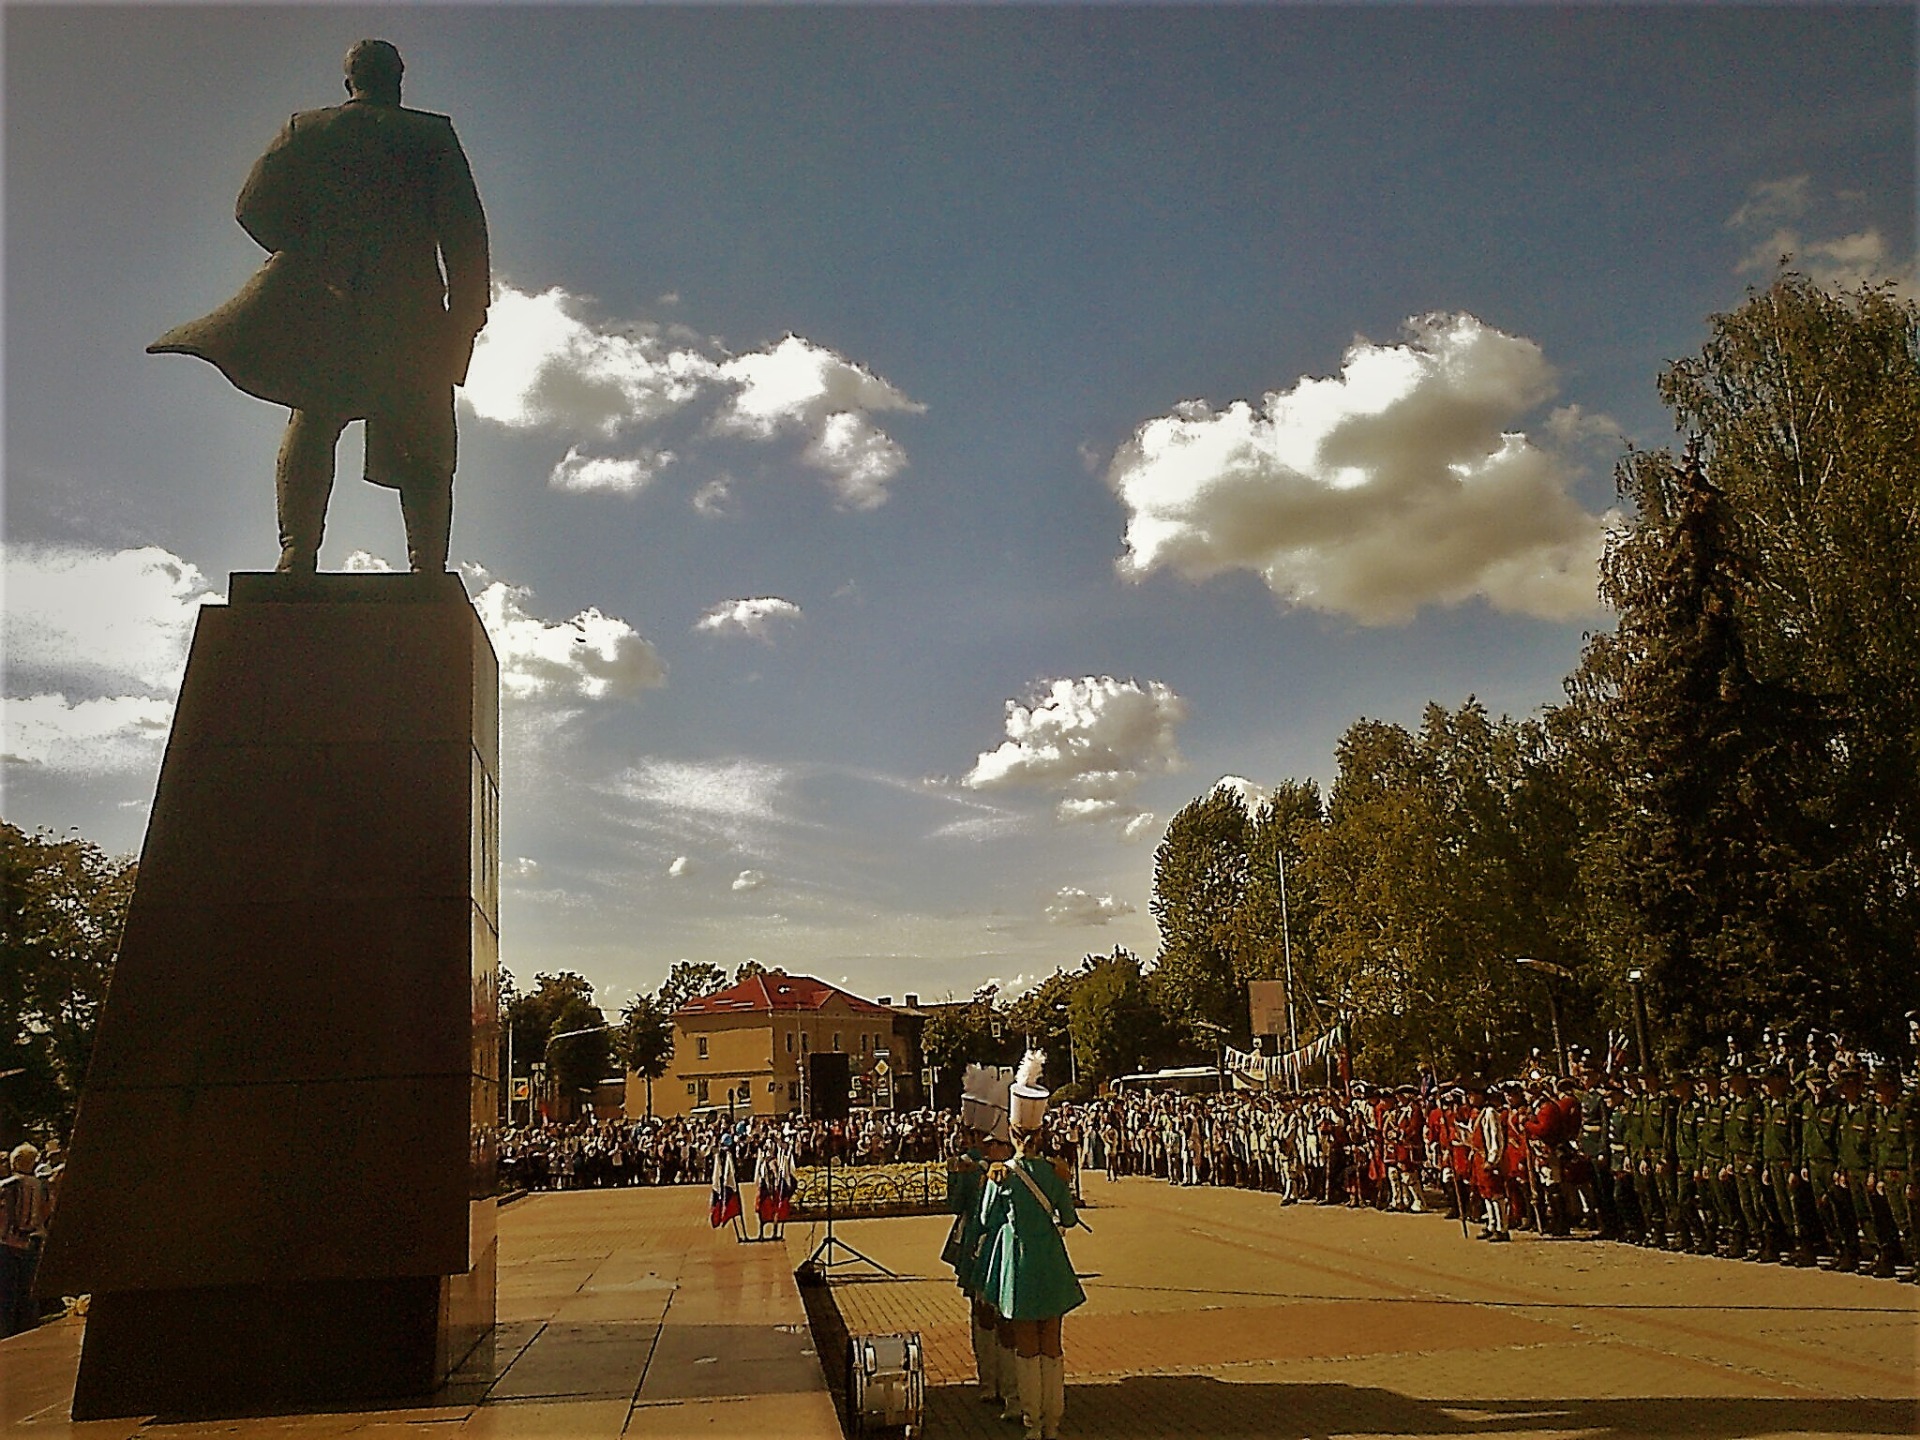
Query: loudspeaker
[{"left": 808, "top": 1051, "right": 852, "bottom": 1121}]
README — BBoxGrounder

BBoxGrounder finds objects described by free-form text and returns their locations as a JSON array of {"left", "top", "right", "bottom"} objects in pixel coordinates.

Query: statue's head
[{"left": 344, "top": 39, "right": 404, "bottom": 103}]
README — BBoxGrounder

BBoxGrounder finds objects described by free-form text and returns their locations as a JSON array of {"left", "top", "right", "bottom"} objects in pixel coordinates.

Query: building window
[
  {"left": 833, "top": 1033, "right": 842, "bottom": 1052},
  {"left": 769, "top": 1081, "right": 779, "bottom": 1093},
  {"left": 697, "top": 1078, "right": 709, "bottom": 1101},
  {"left": 686, "top": 1082, "right": 696, "bottom": 1096},
  {"left": 697, "top": 1036, "right": 709, "bottom": 1059},
  {"left": 786, "top": 1032, "right": 794, "bottom": 1054},
  {"left": 801, "top": 1032, "right": 810, "bottom": 1053}
]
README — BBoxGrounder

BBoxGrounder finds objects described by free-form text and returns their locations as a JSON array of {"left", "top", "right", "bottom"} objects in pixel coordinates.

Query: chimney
[
  {"left": 904, "top": 994, "right": 919, "bottom": 1008},
  {"left": 877, "top": 996, "right": 892, "bottom": 1006}
]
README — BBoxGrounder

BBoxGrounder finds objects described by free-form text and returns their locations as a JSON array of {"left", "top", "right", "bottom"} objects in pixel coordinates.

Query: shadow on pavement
[{"left": 924, "top": 1378, "right": 1918, "bottom": 1439}]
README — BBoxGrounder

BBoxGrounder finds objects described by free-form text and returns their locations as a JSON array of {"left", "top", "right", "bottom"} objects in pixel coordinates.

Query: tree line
[{"left": 1143, "top": 274, "right": 1920, "bottom": 1081}]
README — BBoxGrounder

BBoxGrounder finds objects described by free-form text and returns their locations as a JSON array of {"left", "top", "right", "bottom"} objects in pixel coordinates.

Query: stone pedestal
[{"left": 39, "top": 572, "right": 499, "bottom": 1419}]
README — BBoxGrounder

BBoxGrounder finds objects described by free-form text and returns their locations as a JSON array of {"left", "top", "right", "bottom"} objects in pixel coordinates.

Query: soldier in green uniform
[
  {"left": 1723, "top": 1066, "right": 1767, "bottom": 1261},
  {"left": 1604, "top": 1074, "right": 1640, "bottom": 1244},
  {"left": 1695, "top": 1065, "right": 1731, "bottom": 1256},
  {"left": 1833, "top": 1066, "right": 1877, "bottom": 1273},
  {"left": 1629, "top": 1070, "right": 1666, "bottom": 1247},
  {"left": 1798, "top": 1068, "right": 1843, "bottom": 1265},
  {"left": 1759, "top": 1065, "right": 1811, "bottom": 1265},
  {"left": 1868, "top": 1066, "right": 1912, "bottom": 1279},
  {"left": 1667, "top": 1072, "right": 1703, "bottom": 1253}
]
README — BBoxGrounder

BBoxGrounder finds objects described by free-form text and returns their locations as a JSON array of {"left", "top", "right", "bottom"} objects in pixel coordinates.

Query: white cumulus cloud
[
  {"left": 549, "top": 445, "right": 673, "bottom": 495},
  {"left": 1045, "top": 886, "right": 1136, "bottom": 927},
  {"left": 668, "top": 855, "right": 691, "bottom": 878},
  {"left": 964, "top": 676, "right": 1186, "bottom": 826},
  {"left": 3, "top": 543, "right": 221, "bottom": 693},
  {"left": 473, "top": 581, "right": 665, "bottom": 703},
  {"left": 732, "top": 868, "right": 767, "bottom": 893},
  {"left": 464, "top": 283, "right": 719, "bottom": 437},
  {"left": 1107, "top": 313, "right": 1613, "bottom": 624},
  {"left": 2, "top": 544, "right": 222, "bottom": 778},
  {"left": 463, "top": 285, "right": 923, "bottom": 510},
  {"left": 2, "top": 694, "right": 175, "bottom": 775},
  {"left": 695, "top": 596, "right": 803, "bottom": 642},
  {"left": 714, "top": 335, "right": 925, "bottom": 509}
]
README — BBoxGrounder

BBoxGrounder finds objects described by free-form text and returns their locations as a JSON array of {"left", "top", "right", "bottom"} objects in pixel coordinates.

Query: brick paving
[
  {"left": 820, "top": 1174, "right": 1920, "bottom": 1439},
  {"left": 0, "top": 1190, "right": 839, "bottom": 1440}
]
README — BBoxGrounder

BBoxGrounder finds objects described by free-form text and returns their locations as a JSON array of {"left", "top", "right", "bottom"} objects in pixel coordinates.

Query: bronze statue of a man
[{"left": 151, "top": 40, "right": 490, "bottom": 573}]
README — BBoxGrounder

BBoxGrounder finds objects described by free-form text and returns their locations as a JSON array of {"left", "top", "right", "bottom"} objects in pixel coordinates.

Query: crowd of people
[
  {"left": 497, "top": 1108, "right": 962, "bottom": 1193},
  {"left": 1034, "top": 1043, "right": 1917, "bottom": 1281},
  {"left": 0, "top": 1142, "right": 60, "bottom": 1338}
]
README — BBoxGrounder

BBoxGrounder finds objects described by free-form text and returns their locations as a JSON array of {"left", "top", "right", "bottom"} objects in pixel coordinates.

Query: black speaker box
[{"left": 808, "top": 1051, "right": 852, "bottom": 1121}]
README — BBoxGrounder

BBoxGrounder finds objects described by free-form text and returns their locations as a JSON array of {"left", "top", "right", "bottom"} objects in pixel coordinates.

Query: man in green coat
[
  {"left": 1834, "top": 1066, "right": 1877, "bottom": 1273},
  {"left": 1667, "top": 1073, "right": 1703, "bottom": 1254},
  {"left": 1723, "top": 1068, "right": 1767, "bottom": 1261},
  {"left": 1695, "top": 1066, "right": 1732, "bottom": 1256},
  {"left": 1799, "top": 1069, "right": 1843, "bottom": 1264},
  {"left": 1759, "top": 1066, "right": 1811, "bottom": 1265},
  {"left": 1868, "top": 1067, "right": 1912, "bottom": 1279}
]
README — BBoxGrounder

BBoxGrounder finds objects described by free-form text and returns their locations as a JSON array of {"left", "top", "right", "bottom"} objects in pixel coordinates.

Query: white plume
[{"left": 1015, "top": 1050, "right": 1047, "bottom": 1090}]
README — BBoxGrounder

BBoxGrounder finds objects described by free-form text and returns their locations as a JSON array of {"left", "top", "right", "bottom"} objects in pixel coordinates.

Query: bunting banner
[{"left": 1224, "top": 1026, "right": 1343, "bottom": 1091}]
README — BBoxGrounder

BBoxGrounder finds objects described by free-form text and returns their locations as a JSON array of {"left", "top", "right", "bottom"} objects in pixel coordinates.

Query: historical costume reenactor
[
  {"left": 1722, "top": 1066, "right": 1766, "bottom": 1259},
  {"left": 1465, "top": 1080, "right": 1510, "bottom": 1241},
  {"left": 977, "top": 1052, "right": 1085, "bottom": 1440},
  {"left": 949, "top": 1064, "right": 1013, "bottom": 1403},
  {"left": 1758, "top": 1065, "right": 1812, "bottom": 1265},
  {"left": 708, "top": 1134, "right": 745, "bottom": 1241},
  {"left": 1833, "top": 1065, "right": 1879, "bottom": 1273},
  {"left": 1867, "top": 1067, "right": 1912, "bottom": 1278},
  {"left": 753, "top": 1130, "right": 796, "bottom": 1240}
]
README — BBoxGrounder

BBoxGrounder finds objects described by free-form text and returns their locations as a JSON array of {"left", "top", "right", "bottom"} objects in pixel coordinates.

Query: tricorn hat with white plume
[
  {"left": 960, "top": 1062, "right": 1012, "bottom": 1141},
  {"left": 1009, "top": 1048, "right": 1050, "bottom": 1131}
]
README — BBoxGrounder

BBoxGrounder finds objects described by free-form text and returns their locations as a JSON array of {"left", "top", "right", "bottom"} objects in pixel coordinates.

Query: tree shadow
[{"left": 924, "top": 1377, "right": 1918, "bottom": 1439}]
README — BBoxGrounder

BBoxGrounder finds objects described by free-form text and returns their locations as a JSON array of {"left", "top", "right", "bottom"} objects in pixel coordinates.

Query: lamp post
[
  {"left": 1052, "top": 1001, "right": 1078, "bottom": 1088},
  {"left": 1626, "top": 969, "right": 1651, "bottom": 1070},
  {"left": 1514, "top": 957, "right": 1572, "bottom": 1074}
]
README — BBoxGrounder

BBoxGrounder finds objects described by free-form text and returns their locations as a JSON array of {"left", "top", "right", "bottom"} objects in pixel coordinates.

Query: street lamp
[
  {"left": 1626, "top": 969, "right": 1651, "bottom": 1070},
  {"left": 1514, "top": 957, "right": 1571, "bottom": 1074},
  {"left": 1052, "top": 1001, "right": 1078, "bottom": 1088}
]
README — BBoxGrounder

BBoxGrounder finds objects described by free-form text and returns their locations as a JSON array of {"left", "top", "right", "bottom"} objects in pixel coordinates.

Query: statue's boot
[{"left": 401, "top": 479, "right": 452, "bottom": 574}]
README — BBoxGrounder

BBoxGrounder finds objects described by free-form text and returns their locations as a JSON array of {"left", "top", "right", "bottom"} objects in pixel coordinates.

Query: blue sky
[{"left": 5, "top": 3, "right": 1914, "bottom": 1017}]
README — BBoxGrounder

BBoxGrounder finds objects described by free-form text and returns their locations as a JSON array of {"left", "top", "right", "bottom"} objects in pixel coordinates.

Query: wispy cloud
[
  {"left": 474, "top": 581, "right": 665, "bottom": 703},
  {"left": 1728, "top": 175, "right": 1916, "bottom": 299}
]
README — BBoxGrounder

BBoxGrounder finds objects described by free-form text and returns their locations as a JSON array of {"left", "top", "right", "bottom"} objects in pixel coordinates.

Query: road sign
[{"left": 511, "top": 1077, "right": 531, "bottom": 1103}]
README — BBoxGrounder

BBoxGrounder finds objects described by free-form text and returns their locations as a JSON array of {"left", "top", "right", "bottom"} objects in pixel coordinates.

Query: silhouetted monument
[
  {"left": 150, "top": 38, "right": 490, "bottom": 574},
  {"left": 42, "top": 43, "right": 500, "bottom": 1419}
]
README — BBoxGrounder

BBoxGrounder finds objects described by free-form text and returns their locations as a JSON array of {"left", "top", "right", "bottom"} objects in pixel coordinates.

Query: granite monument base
[{"left": 40, "top": 572, "right": 501, "bottom": 1419}]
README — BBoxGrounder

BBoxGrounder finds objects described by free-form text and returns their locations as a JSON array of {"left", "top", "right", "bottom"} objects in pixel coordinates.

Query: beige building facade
[{"left": 629, "top": 972, "right": 902, "bottom": 1120}]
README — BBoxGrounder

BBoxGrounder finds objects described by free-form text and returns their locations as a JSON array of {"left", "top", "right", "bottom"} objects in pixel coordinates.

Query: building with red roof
[{"left": 629, "top": 971, "right": 917, "bottom": 1119}]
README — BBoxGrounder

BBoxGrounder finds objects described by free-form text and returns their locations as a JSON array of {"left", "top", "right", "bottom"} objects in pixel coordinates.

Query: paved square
[{"left": 820, "top": 1174, "right": 1919, "bottom": 1439}]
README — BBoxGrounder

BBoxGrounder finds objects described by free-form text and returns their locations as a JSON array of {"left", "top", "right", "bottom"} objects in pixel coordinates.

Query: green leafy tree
[
  {"left": 1151, "top": 786, "right": 1254, "bottom": 1041},
  {"left": 922, "top": 985, "right": 1016, "bottom": 1101},
  {"left": 614, "top": 992, "right": 675, "bottom": 1118},
  {"left": 0, "top": 824, "right": 136, "bottom": 1138},
  {"left": 1005, "top": 968, "right": 1080, "bottom": 1062},
  {"left": 659, "top": 959, "right": 727, "bottom": 1013},
  {"left": 1067, "top": 947, "right": 1175, "bottom": 1083}
]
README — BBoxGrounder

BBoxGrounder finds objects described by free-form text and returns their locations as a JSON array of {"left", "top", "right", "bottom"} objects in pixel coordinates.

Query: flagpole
[{"left": 1278, "top": 849, "right": 1300, "bottom": 1058}]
